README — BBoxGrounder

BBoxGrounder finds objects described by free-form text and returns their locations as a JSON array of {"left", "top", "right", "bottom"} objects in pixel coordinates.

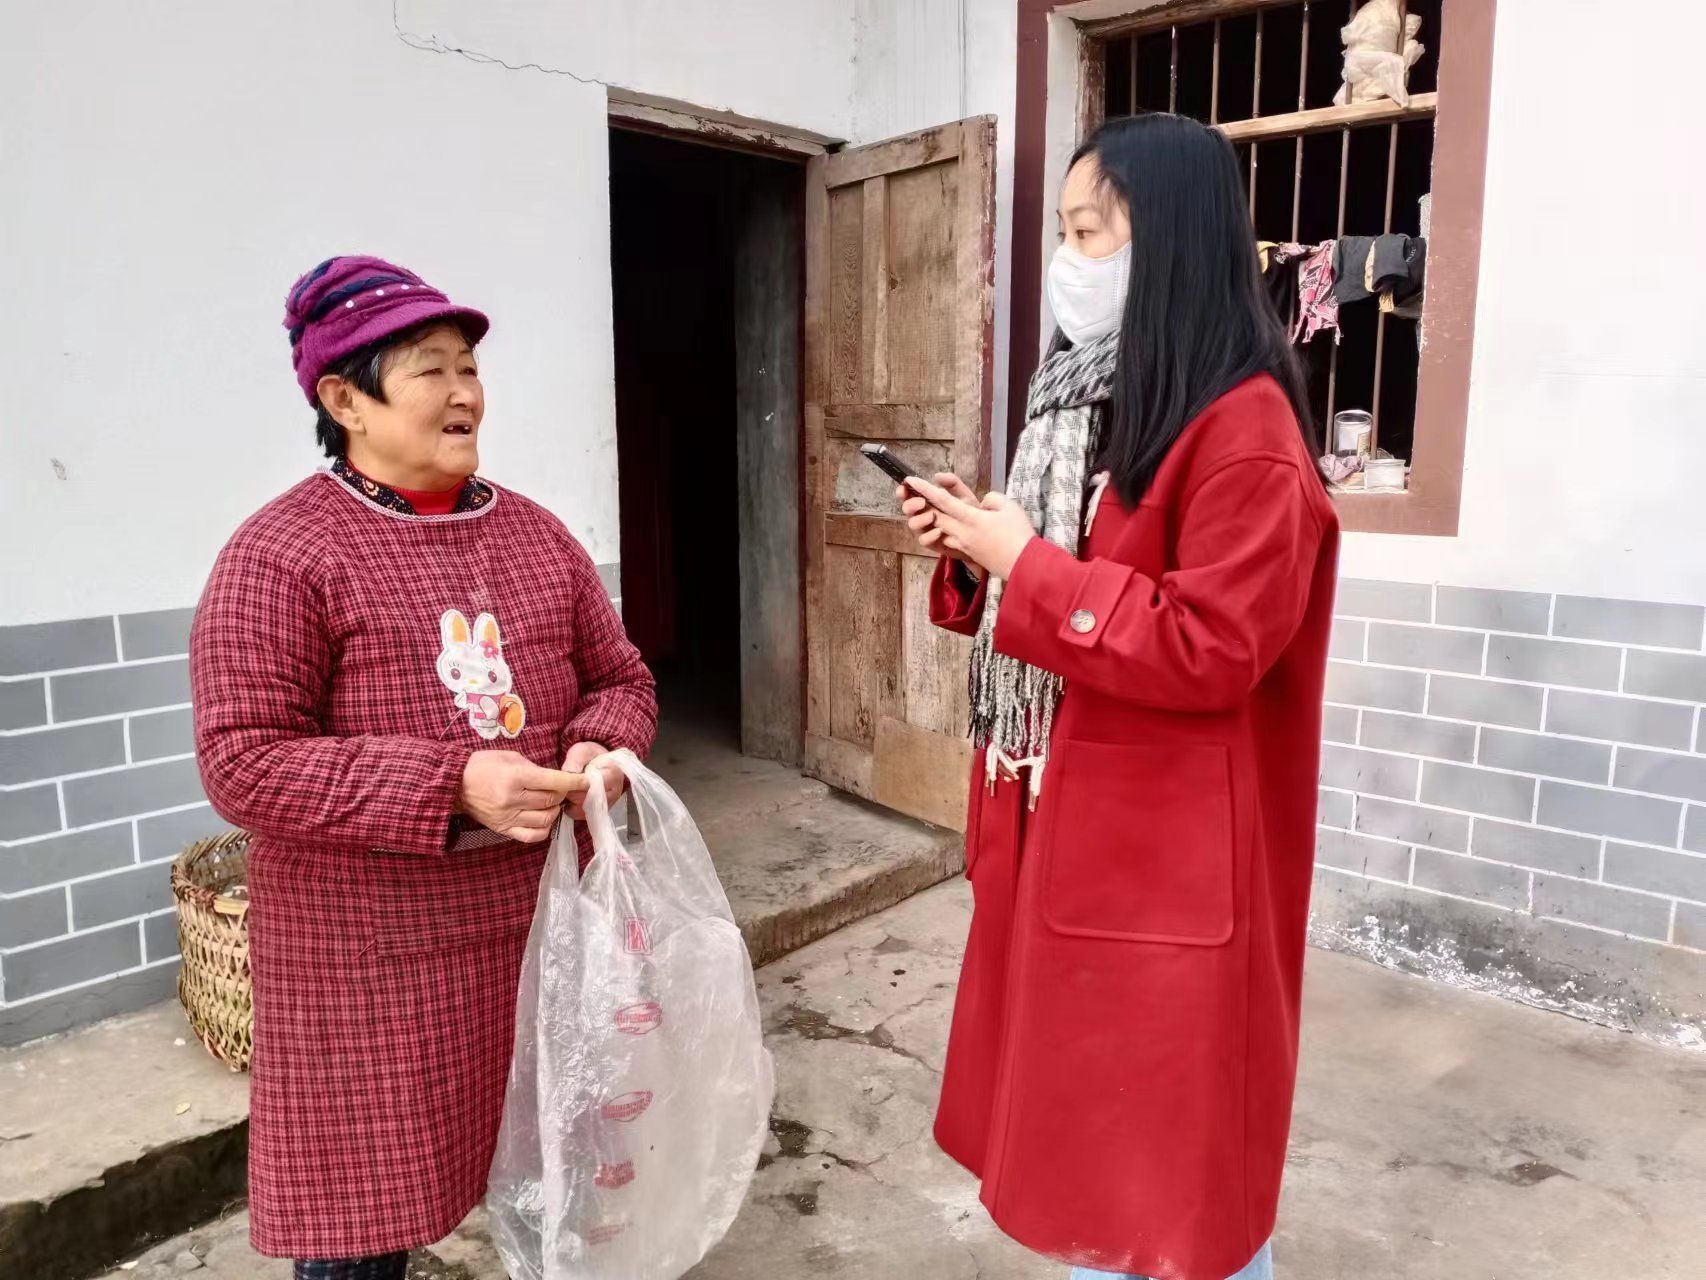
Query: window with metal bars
[{"left": 1097, "top": 0, "right": 1440, "bottom": 466}]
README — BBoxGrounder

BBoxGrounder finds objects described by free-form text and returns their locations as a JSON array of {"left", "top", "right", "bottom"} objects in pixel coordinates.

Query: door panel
[
  {"left": 902, "top": 555, "right": 971, "bottom": 740},
  {"left": 825, "top": 544, "right": 900, "bottom": 751},
  {"left": 883, "top": 164, "right": 959, "bottom": 402},
  {"left": 829, "top": 437, "right": 954, "bottom": 515},
  {"left": 803, "top": 116, "right": 996, "bottom": 831}
]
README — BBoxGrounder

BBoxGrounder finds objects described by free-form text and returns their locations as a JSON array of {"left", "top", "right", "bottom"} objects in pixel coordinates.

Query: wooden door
[{"left": 803, "top": 117, "right": 997, "bottom": 831}]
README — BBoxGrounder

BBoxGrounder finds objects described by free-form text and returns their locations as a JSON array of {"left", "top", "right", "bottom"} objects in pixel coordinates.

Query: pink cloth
[{"left": 1292, "top": 242, "right": 1340, "bottom": 344}]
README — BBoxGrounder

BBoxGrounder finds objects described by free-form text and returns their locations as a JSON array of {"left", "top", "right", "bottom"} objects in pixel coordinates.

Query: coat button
[{"left": 1069, "top": 609, "right": 1097, "bottom": 634}]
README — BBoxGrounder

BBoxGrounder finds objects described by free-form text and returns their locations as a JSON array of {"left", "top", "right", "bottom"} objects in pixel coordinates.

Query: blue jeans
[{"left": 1070, "top": 1239, "right": 1274, "bottom": 1280}]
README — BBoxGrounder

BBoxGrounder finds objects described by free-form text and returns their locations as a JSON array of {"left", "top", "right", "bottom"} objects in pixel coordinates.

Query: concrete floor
[{"left": 106, "top": 879, "right": 1705, "bottom": 1280}]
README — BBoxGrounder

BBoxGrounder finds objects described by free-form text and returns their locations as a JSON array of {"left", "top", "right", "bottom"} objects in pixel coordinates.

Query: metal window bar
[
  {"left": 1210, "top": 19, "right": 1222, "bottom": 124},
  {"left": 1324, "top": 126, "right": 1350, "bottom": 425},
  {"left": 1367, "top": 122, "right": 1399, "bottom": 450},
  {"left": 1368, "top": 0, "right": 1407, "bottom": 452},
  {"left": 1249, "top": 8, "right": 1264, "bottom": 218},
  {"left": 1170, "top": 26, "right": 1180, "bottom": 111},
  {"left": 1324, "top": 0, "right": 1358, "bottom": 425},
  {"left": 1130, "top": 36, "right": 1138, "bottom": 116},
  {"left": 1291, "top": 1, "right": 1310, "bottom": 240},
  {"left": 1254, "top": 11, "right": 1265, "bottom": 114}
]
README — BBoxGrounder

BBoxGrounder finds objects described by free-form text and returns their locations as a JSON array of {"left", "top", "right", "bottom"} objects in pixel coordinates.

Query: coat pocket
[
  {"left": 1042, "top": 739, "right": 1235, "bottom": 945},
  {"left": 363, "top": 841, "right": 541, "bottom": 956}
]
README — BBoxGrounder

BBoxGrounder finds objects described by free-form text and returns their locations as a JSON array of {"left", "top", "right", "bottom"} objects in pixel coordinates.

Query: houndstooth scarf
[{"left": 968, "top": 332, "right": 1118, "bottom": 776}]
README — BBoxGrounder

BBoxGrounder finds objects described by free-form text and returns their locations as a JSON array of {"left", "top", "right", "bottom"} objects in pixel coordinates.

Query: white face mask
[{"left": 1046, "top": 240, "right": 1131, "bottom": 345}]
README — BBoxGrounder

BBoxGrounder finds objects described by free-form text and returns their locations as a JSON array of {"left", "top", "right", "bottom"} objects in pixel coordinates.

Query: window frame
[{"left": 1009, "top": 0, "right": 1496, "bottom": 536}]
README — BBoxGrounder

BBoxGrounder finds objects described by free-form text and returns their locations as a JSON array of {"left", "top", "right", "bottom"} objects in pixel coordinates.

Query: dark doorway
[{"left": 609, "top": 127, "right": 805, "bottom": 761}]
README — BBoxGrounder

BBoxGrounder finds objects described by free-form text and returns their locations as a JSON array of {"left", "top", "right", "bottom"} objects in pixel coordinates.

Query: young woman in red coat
[{"left": 901, "top": 115, "right": 1338, "bottom": 1280}]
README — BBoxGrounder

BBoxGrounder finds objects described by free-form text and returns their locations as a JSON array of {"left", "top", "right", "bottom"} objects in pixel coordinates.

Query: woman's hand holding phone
[
  {"left": 901, "top": 474, "right": 1037, "bottom": 582},
  {"left": 900, "top": 473, "right": 987, "bottom": 576}
]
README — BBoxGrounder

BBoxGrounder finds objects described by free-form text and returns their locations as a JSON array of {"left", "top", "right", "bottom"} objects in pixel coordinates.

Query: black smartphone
[{"left": 859, "top": 443, "right": 924, "bottom": 488}]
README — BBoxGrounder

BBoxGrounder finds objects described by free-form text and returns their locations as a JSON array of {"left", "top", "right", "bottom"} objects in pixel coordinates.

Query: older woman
[{"left": 190, "top": 255, "right": 657, "bottom": 1278}]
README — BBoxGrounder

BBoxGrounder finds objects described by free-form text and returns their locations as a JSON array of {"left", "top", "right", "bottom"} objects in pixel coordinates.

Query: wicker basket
[{"left": 172, "top": 830, "right": 253, "bottom": 1071}]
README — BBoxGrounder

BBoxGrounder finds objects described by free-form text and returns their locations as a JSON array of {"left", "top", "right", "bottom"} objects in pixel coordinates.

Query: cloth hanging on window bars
[
  {"left": 1266, "top": 241, "right": 1341, "bottom": 346},
  {"left": 1264, "top": 241, "right": 1338, "bottom": 345},
  {"left": 1332, "top": 234, "right": 1427, "bottom": 308}
]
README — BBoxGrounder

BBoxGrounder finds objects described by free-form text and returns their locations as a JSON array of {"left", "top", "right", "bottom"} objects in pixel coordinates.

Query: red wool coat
[
  {"left": 931, "top": 375, "right": 1338, "bottom": 1280},
  {"left": 191, "top": 472, "right": 657, "bottom": 1258}
]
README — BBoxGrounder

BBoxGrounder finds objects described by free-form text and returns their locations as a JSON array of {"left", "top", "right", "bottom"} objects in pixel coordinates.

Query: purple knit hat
[{"left": 284, "top": 255, "right": 490, "bottom": 405}]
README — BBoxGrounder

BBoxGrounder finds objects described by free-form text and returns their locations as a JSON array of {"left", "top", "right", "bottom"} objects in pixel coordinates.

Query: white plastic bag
[{"left": 487, "top": 749, "right": 774, "bottom": 1280}]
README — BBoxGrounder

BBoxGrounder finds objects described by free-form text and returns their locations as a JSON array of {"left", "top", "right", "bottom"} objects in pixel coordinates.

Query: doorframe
[
  {"left": 604, "top": 92, "right": 824, "bottom": 766},
  {"left": 608, "top": 88, "right": 840, "bottom": 159}
]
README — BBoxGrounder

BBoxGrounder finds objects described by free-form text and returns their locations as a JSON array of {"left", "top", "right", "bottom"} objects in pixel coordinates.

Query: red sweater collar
[
  {"left": 332, "top": 458, "right": 487, "bottom": 517},
  {"left": 391, "top": 481, "right": 466, "bottom": 517}
]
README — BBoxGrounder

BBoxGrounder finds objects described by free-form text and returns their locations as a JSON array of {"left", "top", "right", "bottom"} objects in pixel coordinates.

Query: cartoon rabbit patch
[{"left": 437, "top": 610, "right": 526, "bottom": 740}]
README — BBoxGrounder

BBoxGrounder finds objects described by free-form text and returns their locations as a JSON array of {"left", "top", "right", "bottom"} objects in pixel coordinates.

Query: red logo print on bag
[
  {"left": 614, "top": 1001, "right": 662, "bottom": 1036},
  {"left": 600, "top": 1091, "right": 654, "bottom": 1123},
  {"left": 596, "top": 1160, "right": 636, "bottom": 1189},
  {"left": 624, "top": 917, "right": 653, "bottom": 954},
  {"left": 586, "top": 1222, "right": 627, "bottom": 1246}
]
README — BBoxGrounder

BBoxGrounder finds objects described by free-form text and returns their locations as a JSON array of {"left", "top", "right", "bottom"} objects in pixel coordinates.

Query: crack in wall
[{"left": 391, "top": 1, "right": 612, "bottom": 87}]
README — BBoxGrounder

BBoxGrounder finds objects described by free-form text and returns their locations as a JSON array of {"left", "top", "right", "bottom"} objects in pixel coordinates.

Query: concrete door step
[
  {"left": 640, "top": 721, "right": 969, "bottom": 969},
  {"left": 709, "top": 789, "right": 965, "bottom": 968},
  {"left": 0, "top": 1001, "right": 251, "bottom": 1280},
  {"left": 1, "top": 751, "right": 963, "bottom": 1280}
]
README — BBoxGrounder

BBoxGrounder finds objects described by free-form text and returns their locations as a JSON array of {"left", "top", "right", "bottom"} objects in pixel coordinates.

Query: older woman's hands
[
  {"left": 457, "top": 751, "right": 588, "bottom": 843},
  {"left": 562, "top": 740, "right": 627, "bottom": 821},
  {"left": 901, "top": 475, "right": 1038, "bottom": 581}
]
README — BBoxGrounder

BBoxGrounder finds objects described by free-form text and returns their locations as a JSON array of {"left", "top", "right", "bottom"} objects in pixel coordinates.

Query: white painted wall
[
  {"left": 1, "top": 0, "right": 855, "bottom": 625},
  {"left": 4, "top": 0, "right": 1018, "bottom": 626},
  {"left": 1037, "top": 0, "right": 1706, "bottom": 606},
  {"left": 4, "top": 1, "right": 623, "bottom": 624},
  {"left": 1337, "top": 0, "right": 1706, "bottom": 604},
  {"left": 396, "top": 0, "right": 858, "bottom": 138}
]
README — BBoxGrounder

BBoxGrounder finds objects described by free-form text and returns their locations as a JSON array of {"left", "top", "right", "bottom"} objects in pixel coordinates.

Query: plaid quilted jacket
[{"left": 190, "top": 470, "right": 657, "bottom": 1257}]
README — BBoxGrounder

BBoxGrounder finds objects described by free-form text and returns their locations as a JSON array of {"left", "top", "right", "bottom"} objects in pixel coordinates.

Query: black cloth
[
  {"left": 1262, "top": 253, "right": 1302, "bottom": 335},
  {"left": 1331, "top": 236, "right": 1379, "bottom": 304},
  {"left": 1333, "top": 234, "right": 1426, "bottom": 305},
  {"left": 1373, "top": 234, "right": 1427, "bottom": 305}
]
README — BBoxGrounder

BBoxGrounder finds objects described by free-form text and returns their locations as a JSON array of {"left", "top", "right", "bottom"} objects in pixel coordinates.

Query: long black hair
[{"left": 1065, "top": 113, "right": 1321, "bottom": 505}]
